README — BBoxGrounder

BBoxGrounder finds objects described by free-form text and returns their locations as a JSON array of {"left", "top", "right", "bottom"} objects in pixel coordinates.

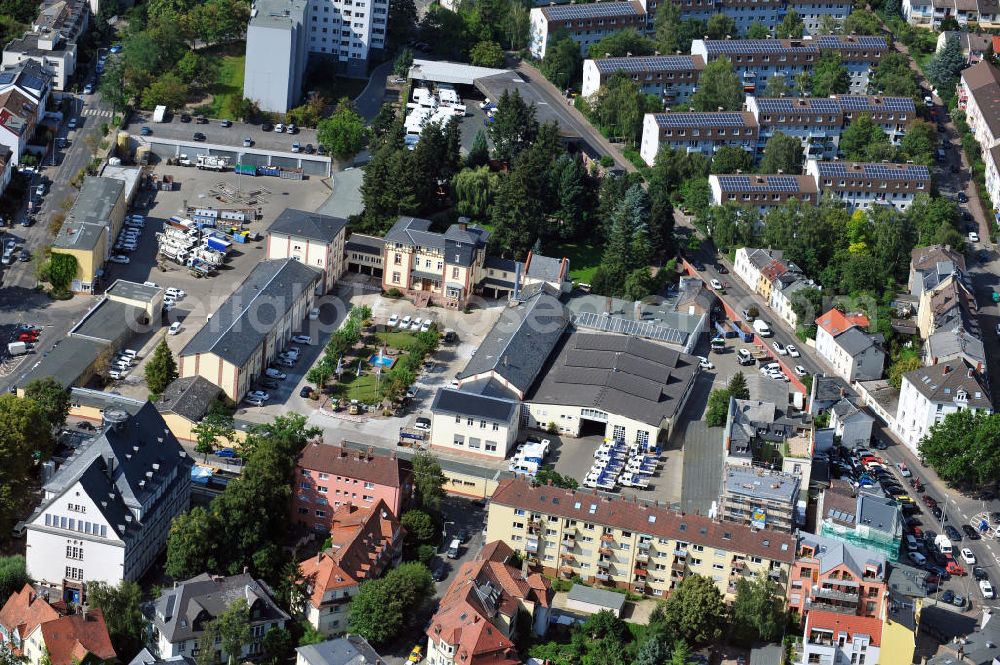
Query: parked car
[
  {"left": 961, "top": 548, "right": 977, "bottom": 565},
  {"left": 180, "top": 113, "right": 192, "bottom": 123},
  {"left": 221, "top": 119, "right": 232, "bottom": 127},
  {"left": 388, "top": 313, "right": 399, "bottom": 327},
  {"left": 193, "top": 132, "right": 206, "bottom": 141},
  {"left": 400, "top": 315, "right": 412, "bottom": 328},
  {"left": 109, "top": 255, "right": 130, "bottom": 264},
  {"left": 974, "top": 566, "right": 990, "bottom": 581},
  {"left": 772, "top": 341, "right": 787, "bottom": 355},
  {"left": 291, "top": 335, "right": 312, "bottom": 344},
  {"left": 898, "top": 462, "right": 911, "bottom": 477},
  {"left": 265, "top": 368, "right": 287, "bottom": 380},
  {"left": 794, "top": 365, "right": 808, "bottom": 376},
  {"left": 710, "top": 278, "right": 723, "bottom": 290},
  {"left": 981, "top": 580, "right": 996, "bottom": 599},
  {"left": 168, "top": 321, "right": 182, "bottom": 335},
  {"left": 962, "top": 524, "right": 981, "bottom": 540},
  {"left": 260, "top": 378, "right": 279, "bottom": 389},
  {"left": 969, "top": 231, "right": 980, "bottom": 243},
  {"left": 140, "top": 126, "right": 152, "bottom": 136},
  {"left": 414, "top": 417, "right": 431, "bottom": 431},
  {"left": 247, "top": 390, "right": 270, "bottom": 401},
  {"left": 216, "top": 448, "right": 239, "bottom": 458}
]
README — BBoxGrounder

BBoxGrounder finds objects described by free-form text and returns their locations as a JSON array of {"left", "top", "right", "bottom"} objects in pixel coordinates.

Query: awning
[{"left": 411, "top": 269, "right": 440, "bottom": 282}]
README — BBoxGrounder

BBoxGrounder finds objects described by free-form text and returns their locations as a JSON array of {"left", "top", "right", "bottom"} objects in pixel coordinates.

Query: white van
[
  {"left": 509, "top": 461, "right": 539, "bottom": 477},
  {"left": 935, "top": 534, "right": 953, "bottom": 555},
  {"left": 753, "top": 319, "right": 773, "bottom": 337},
  {"left": 447, "top": 538, "right": 461, "bottom": 559}
]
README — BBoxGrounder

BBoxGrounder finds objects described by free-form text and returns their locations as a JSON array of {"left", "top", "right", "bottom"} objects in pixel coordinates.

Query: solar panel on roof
[
  {"left": 815, "top": 35, "right": 887, "bottom": 49},
  {"left": 653, "top": 112, "right": 747, "bottom": 127},
  {"left": 816, "top": 162, "right": 930, "bottom": 180},
  {"left": 574, "top": 312, "right": 688, "bottom": 346},
  {"left": 705, "top": 39, "right": 819, "bottom": 55},
  {"left": 716, "top": 175, "right": 804, "bottom": 192},
  {"left": 594, "top": 56, "right": 696, "bottom": 75},
  {"left": 835, "top": 96, "right": 914, "bottom": 113},
  {"left": 543, "top": 1, "right": 640, "bottom": 20}
]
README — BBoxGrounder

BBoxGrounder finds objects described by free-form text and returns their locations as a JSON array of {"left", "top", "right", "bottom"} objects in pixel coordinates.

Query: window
[
  {"left": 485, "top": 441, "right": 497, "bottom": 452},
  {"left": 391, "top": 272, "right": 400, "bottom": 284},
  {"left": 453, "top": 435, "right": 465, "bottom": 446},
  {"left": 394, "top": 253, "right": 402, "bottom": 265},
  {"left": 468, "top": 438, "right": 481, "bottom": 449},
  {"left": 452, "top": 267, "right": 460, "bottom": 279}
]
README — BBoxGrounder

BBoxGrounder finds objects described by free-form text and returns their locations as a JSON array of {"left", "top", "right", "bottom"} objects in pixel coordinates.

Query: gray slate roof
[
  {"left": 17, "top": 336, "right": 105, "bottom": 389},
  {"left": 106, "top": 279, "right": 163, "bottom": 304},
  {"left": 71, "top": 299, "right": 144, "bottom": 342},
  {"left": 723, "top": 466, "right": 799, "bottom": 503},
  {"left": 267, "top": 208, "right": 347, "bottom": 244},
  {"left": 797, "top": 531, "right": 886, "bottom": 577},
  {"left": 430, "top": 388, "right": 518, "bottom": 422},
  {"left": 152, "top": 573, "right": 290, "bottom": 644},
  {"left": 902, "top": 359, "right": 991, "bottom": 408},
  {"left": 384, "top": 217, "right": 488, "bottom": 268},
  {"left": 525, "top": 254, "right": 566, "bottom": 283},
  {"left": 526, "top": 331, "right": 699, "bottom": 427},
  {"left": 36, "top": 400, "right": 192, "bottom": 539},
  {"left": 926, "top": 327, "right": 986, "bottom": 366},
  {"left": 296, "top": 636, "right": 384, "bottom": 665},
  {"left": 384, "top": 217, "right": 444, "bottom": 251},
  {"left": 857, "top": 490, "right": 902, "bottom": 537},
  {"left": 345, "top": 233, "right": 383, "bottom": 255},
  {"left": 457, "top": 287, "right": 569, "bottom": 397},
  {"left": 128, "top": 647, "right": 196, "bottom": 665},
  {"left": 833, "top": 326, "right": 881, "bottom": 356},
  {"left": 156, "top": 376, "right": 222, "bottom": 422},
  {"left": 180, "top": 259, "right": 320, "bottom": 366},
  {"left": 566, "top": 584, "right": 627, "bottom": 613}
]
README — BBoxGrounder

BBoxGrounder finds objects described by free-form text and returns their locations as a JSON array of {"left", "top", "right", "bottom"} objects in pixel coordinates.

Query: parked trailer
[
  {"left": 206, "top": 236, "right": 232, "bottom": 253},
  {"left": 196, "top": 155, "right": 230, "bottom": 171},
  {"left": 714, "top": 320, "right": 737, "bottom": 338}
]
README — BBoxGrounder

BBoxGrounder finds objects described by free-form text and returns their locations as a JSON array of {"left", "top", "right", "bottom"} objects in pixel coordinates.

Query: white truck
[
  {"left": 753, "top": 319, "right": 773, "bottom": 337},
  {"left": 153, "top": 105, "right": 167, "bottom": 122},
  {"left": 159, "top": 245, "right": 190, "bottom": 264},
  {"left": 196, "top": 155, "right": 230, "bottom": 171},
  {"left": 7, "top": 341, "right": 27, "bottom": 356},
  {"left": 191, "top": 246, "right": 224, "bottom": 266}
]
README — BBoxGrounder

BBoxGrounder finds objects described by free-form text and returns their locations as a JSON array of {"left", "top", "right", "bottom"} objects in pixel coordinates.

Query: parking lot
[
  {"left": 102, "top": 163, "right": 332, "bottom": 398},
  {"left": 126, "top": 111, "right": 321, "bottom": 156}
]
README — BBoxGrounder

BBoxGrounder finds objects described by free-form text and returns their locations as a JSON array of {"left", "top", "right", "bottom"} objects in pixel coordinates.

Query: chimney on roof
[
  {"left": 839, "top": 388, "right": 845, "bottom": 398},
  {"left": 943, "top": 364, "right": 952, "bottom": 375},
  {"left": 968, "top": 368, "right": 975, "bottom": 378}
]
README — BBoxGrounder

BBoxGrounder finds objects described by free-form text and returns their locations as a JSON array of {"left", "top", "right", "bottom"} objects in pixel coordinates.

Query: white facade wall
[
  {"left": 305, "top": 0, "right": 388, "bottom": 74},
  {"left": 306, "top": 585, "right": 357, "bottom": 636},
  {"left": 732, "top": 248, "right": 762, "bottom": 292},
  {"left": 1, "top": 47, "right": 75, "bottom": 91},
  {"left": 523, "top": 402, "right": 660, "bottom": 448},
  {"left": 528, "top": 9, "right": 549, "bottom": 59},
  {"left": 769, "top": 284, "right": 800, "bottom": 330},
  {"left": 640, "top": 114, "right": 662, "bottom": 165},
  {"left": 266, "top": 231, "right": 345, "bottom": 294},
  {"left": 429, "top": 410, "right": 519, "bottom": 460},
  {"left": 0, "top": 126, "right": 27, "bottom": 166},
  {"left": 792, "top": 1, "right": 851, "bottom": 33},
  {"left": 892, "top": 376, "right": 991, "bottom": 452},
  {"left": 799, "top": 635, "right": 880, "bottom": 665},
  {"left": 244, "top": 11, "right": 309, "bottom": 114}
]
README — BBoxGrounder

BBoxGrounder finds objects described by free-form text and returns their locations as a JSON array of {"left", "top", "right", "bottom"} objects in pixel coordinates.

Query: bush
[{"left": 385, "top": 287, "right": 403, "bottom": 298}]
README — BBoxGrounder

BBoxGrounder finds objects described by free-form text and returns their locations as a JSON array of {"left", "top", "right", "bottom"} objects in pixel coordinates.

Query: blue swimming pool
[{"left": 369, "top": 355, "right": 396, "bottom": 368}]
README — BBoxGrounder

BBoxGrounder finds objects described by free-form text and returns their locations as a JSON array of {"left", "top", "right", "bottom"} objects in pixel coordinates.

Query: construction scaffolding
[{"left": 207, "top": 179, "right": 271, "bottom": 207}]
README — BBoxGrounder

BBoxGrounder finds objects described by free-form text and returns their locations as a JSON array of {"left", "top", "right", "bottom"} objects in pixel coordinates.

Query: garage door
[
  {"left": 270, "top": 155, "right": 298, "bottom": 169},
  {"left": 148, "top": 142, "right": 178, "bottom": 160},
  {"left": 211, "top": 149, "right": 239, "bottom": 161},
  {"left": 239, "top": 151, "right": 269, "bottom": 167},
  {"left": 300, "top": 158, "right": 329, "bottom": 176},
  {"left": 183, "top": 144, "right": 210, "bottom": 157}
]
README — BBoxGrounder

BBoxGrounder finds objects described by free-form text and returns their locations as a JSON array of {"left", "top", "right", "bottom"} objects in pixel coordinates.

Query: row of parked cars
[
  {"left": 108, "top": 349, "right": 139, "bottom": 380},
  {"left": 245, "top": 338, "right": 313, "bottom": 406},
  {"left": 388, "top": 313, "right": 433, "bottom": 333}
]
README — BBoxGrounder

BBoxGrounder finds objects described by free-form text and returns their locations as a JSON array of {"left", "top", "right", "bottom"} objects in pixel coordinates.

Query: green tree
[
  {"left": 393, "top": 48, "right": 414, "bottom": 77},
  {"left": 144, "top": 339, "right": 178, "bottom": 395},
  {"left": 690, "top": 58, "right": 743, "bottom": 112},
  {"left": 317, "top": 98, "right": 366, "bottom": 162},
  {"left": 99, "top": 58, "right": 129, "bottom": 117},
  {"left": 535, "top": 466, "right": 580, "bottom": 489},
  {"left": 871, "top": 50, "right": 920, "bottom": 98},
  {"left": 401, "top": 509, "right": 437, "bottom": 545},
  {"left": 763, "top": 74, "right": 790, "bottom": 97},
  {"left": 141, "top": 72, "right": 188, "bottom": 109},
  {"left": 192, "top": 403, "right": 236, "bottom": 459},
  {"left": 839, "top": 113, "right": 892, "bottom": 161},
  {"left": 466, "top": 129, "right": 490, "bottom": 168},
  {"left": 926, "top": 34, "right": 966, "bottom": 95},
  {"left": 888, "top": 353, "right": 924, "bottom": 389},
  {"left": 817, "top": 14, "right": 841, "bottom": 34},
  {"left": 654, "top": 3, "right": 683, "bottom": 54},
  {"left": 842, "top": 9, "right": 882, "bottom": 34},
  {"left": 776, "top": 9, "right": 804, "bottom": 38},
  {"left": 388, "top": 0, "right": 418, "bottom": 47},
  {"left": 659, "top": 574, "right": 726, "bottom": 646},
  {"left": 587, "top": 72, "right": 649, "bottom": 144},
  {"left": 593, "top": 184, "right": 653, "bottom": 295},
  {"left": 919, "top": 410, "right": 1000, "bottom": 485},
  {"left": 262, "top": 627, "right": 294, "bottom": 665},
  {"left": 759, "top": 131, "right": 804, "bottom": 175},
  {"left": 0, "top": 556, "right": 29, "bottom": 602},
  {"left": 636, "top": 635, "right": 668, "bottom": 665},
  {"left": 165, "top": 506, "right": 221, "bottom": 578},
  {"left": 86, "top": 581, "right": 145, "bottom": 659},
  {"left": 37, "top": 250, "right": 77, "bottom": 293},
  {"left": 810, "top": 50, "right": 850, "bottom": 97},
  {"left": 705, "top": 389, "right": 731, "bottom": 427},
  {"left": 487, "top": 89, "right": 538, "bottom": 163},
  {"left": 710, "top": 146, "right": 753, "bottom": 174},
  {"left": 453, "top": 166, "right": 499, "bottom": 219},
  {"left": 217, "top": 598, "right": 251, "bottom": 665},
  {"left": 539, "top": 29, "right": 581, "bottom": 91},
  {"left": 706, "top": 13, "right": 737, "bottom": 39},
  {"left": 470, "top": 40, "right": 505, "bottom": 67},
  {"left": 898, "top": 119, "right": 938, "bottom": 166},
  {"left": 587, "top": 29, "right": 655, "bottom": 58},
  {"left": 731, "top": 577, "right": 784, "bottom": 644},
  {"left": 195, "top": 620, "right": 220, "bottom": 665},
  {"left": 348, "top": 563, "right": 434, "bottom": 645},
  {"left": 412, "top": 451, "right": 446, "bottom": 513},
  {"left": 745, "top": 21, "right": 770, "bottom": 39},
  {"left": 23, "top": 377, "right": 69, "bottom": 430},
  {"left": 0, "top": 395, "right": 53, "bottom": 531},
  {"left": 705, "top": 204, "right": 758, "bottom": 251},
  {"left": 727, "top": 372, "right": 749, "bottom": 400},
  {"left": 669, "top": 641, "right": 691, "bottom": 665},
  {"left": 679, "top": 177, "right": 712, "bottom": 217}
]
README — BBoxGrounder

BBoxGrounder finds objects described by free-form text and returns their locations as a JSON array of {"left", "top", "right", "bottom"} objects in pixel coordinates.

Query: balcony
[
  {"left": 525, "top": 539, "right": 538, "bottom": 554},
  {"left": 634, "top": 567, "right": 648, "bottom": 577},
  {"left": 595, "top": 572, "right": 611, "bottom": 582},
  {"left": 597, "top": 558, "right": 611, "bottom": 569},
  {"left": 814, "top": 587, "right": 859, "bottom": 603},
  {"left": 632, "top": 581, "right": 648, "bottom": 593},
  {"left": 561, "top": 537, "right": 576, "bottom": 548},
  {"left": 598, "top": 546, "right": 614, "bottom": 557},
  {"left": 731, "top": 559, "right": 745, "bottom": 570},
  {"left": 601, "top": 533, "right": 616, "bottom": 543},
  {"left": 635, "top": 552, "right": 649, "bottom": 563},
  {"left": 806, "top": 633, "right": 835, "bottom": 647},
  {"left": 671, "top": 561, "right": 686, "bottom": 572},
  {"left": 559, "top": 565, "right": 574, "bottom": 575},
  {"left": 637, "top": 540, "right": 651, "bottom": 551},
  {"left": 528, "top": 517, "right": 540, "bottom": 527},
  {"left": 560, "top": 552, "right": 576, "bottom": 561},
  {"left": 674, "top": 548, "right": 688, "bottom": 558}
]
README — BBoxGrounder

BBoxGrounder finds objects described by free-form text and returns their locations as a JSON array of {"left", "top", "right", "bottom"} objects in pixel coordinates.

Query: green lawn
[
  {"left": 551, "top": 241, "right": 602, "bottom": 284},
  {"left": 330, "top": 369, "right": 380, "bottom": 402},
  {"left": 305, "top": 71, "right": 369, "bottom": 106},
  {"left": 196, "top": 53, "right": 246, "bottom": 119},
  {"left": 374, "top": 330, "right": 420, "bottom": 351}
]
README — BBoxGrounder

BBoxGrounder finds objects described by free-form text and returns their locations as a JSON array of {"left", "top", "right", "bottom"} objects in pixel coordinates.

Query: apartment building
[
  {"left": 265, "top": 208, "right": 347, "bottom": 294},
  {"left": 903, "top": 0, "right": 1000, "bottom": 27},
  {"left": 788, "top": 532, "right": 887, "bottom": 619},
  {"left": 916, "top": 273, "right": 978, "bottom": 340},
  {"left": 243, "top": 0, "right": 388, "bottom": 113},
  {"left": 0, "top": 89, "right": 37, "bottom": 168},
  {"left": 718, "top": 466, "right": 800, "bottom": 533},
  {"left": 936, "top": 31, "right": 992, "bottom": 63},
  {"left": 709, "top": 174, "right": 817, "bottom": 212},
  {"left": 639, "top": 111, "right": 758, "bottom": 165},
  {"left": 485, "top": 478, "right": 796, "bottom": 600},
  {"left": 426, "top": 541, "right": 552, "bottom": 665},
  {"left": 733, "top": 247, "right": 784, "bottom": 294},
  {"left": 799, "top": 610, "right": 882, "bottom": 665},
  {"left": 382, "top": 217, "right": 489, "bottom": 308},
  {"left": 958, "top": 61, "right": 1000, "bottom": 148},
  {"left": 815, "top": 308, "right": 885, "bottom": 383},
  {"left": 770, "top": 271, "right": 819, "bottom": 330},
  {"left": 150, "top": 574, "right": 290, "bottom": 661},
  {"left": 787, "top": 0, "right": 853, "bottom": 32},
  {"left": 691, "top": 36, "right": 886, "bottom": 96},
  {"left": 528, "top": 2, "right": 647, "bottom": 59},
  {"left": 817, "top": 481, "right": 903, "bottom": 561},
  {"left": 0, "top": 60, "right": 51, "bottom": 126},
  {"left": 746, "top": 95, "right": 915, "bottom": 159},
  {"left": 24, "top": 401, "right": 193, "bottom": 603},
  {"left": 893, "top": 359, "right": 992, "bottom": 452},
  {"left": 908, "top": 244, "right": 966, "bottom": 298},
  {"left": 293, "top": 442, "right": 413, "bottom": 528},
  {"left": 2, "top": 0, "right": 88, "bottom": 90},
  {"left": 298, "top": 500, "right": 403, "bottom": 637},
  {"left": 581, "top": 55, "right": 705, "bottom": 103},
  {"left": 179, "top": 258, "right": 321, "bottom": 402},
  {"left": 50, "top": 175, "right": 127, "bottom": 293},
  {"left": 804, "top": 161, "right": 930, "bottom": 211}
]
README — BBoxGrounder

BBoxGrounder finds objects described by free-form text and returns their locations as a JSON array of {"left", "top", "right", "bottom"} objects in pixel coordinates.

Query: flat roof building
[
  {"left": 805, "top": 161, "right": 931, "bottom": 212},
  {"left": 719, "top": 466, "right": 801, "bottom": 533}
]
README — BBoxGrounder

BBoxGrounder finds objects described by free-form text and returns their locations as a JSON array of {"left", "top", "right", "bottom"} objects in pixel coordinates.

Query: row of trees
[
  {"left": 418, "top": 0, "right": 529, "bottom": 63},
  {"left": 920, "top": 411, "right": 1000, "bottom": 487}
]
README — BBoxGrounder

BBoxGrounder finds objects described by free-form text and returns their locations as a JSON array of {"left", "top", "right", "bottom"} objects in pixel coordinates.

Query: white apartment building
[
  {"left": 244, "top": 0, "right": 387, "bottom": 113},
  {"left": 893, "top": 360, "right": 992, "bottom": 453},
  {"left": 581, "top": 55, "right": 704, "bottom": 103},
  {"left": 265, "top": 208, "right": 347, "bottom": 294},
  {"left": 799, "top": 610, "right": 883, "bottom": 665},
  {"left": 528, "top": 2, "right": 648, "bottom": 59},
  {"left": 24, "top": 400, "right": 193, "bottom": 604},
  {"left": 733, "top": 247, "right": 784, "bottom": 294},
  {"left": 814, "top": 308, "right": 885, "bottom": 383},
  {"left": 959, "top": 61, "right": 1000, "bottom": 149},
  {"left": 804, "top": 161, "right": 930, "bottom": 212},
  {"left": 769, "top": 273, "right": 817, "bottom": 331},
  {"left": 639, "top": 111, "right": 758, "bottom": 165},
  {"left": 787, "top": 0, "right": 852, "bottom": 33},
  {"left": 428, "top": 389, "right": 520, "bottom": 460}
]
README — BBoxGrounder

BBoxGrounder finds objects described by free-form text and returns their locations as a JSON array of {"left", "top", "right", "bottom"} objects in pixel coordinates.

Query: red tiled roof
[
  {"left": 39, "top": 609, "right": 116, "bottom": 665},
  {"left": 296, "top": 443, "right": 411, "bottom": 488},
  {"left": 490, "top": 478, "right": 796, "bottom": 563},
  {"left": 427, "top": 541, "right": 553, "bottom": 665},
  {"left": 816, "top": 308, "right": 869, "bottom": 336},
  {"left": 760, "top": 259, "right": 789, "bottom": 283},
  {"left": 0, "top": 584, "right": 61, "bottom": 645},
  {"left": 300, "top": 499, "right": 402, "bottom": 606},
  {"left": 806, "top": 609, "right": 883, "bottom": 646}
]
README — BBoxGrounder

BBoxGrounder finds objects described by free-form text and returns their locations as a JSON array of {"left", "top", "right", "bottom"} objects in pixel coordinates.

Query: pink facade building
[{"left": 788, "top": 532, "right": 887, "bottom": 619}]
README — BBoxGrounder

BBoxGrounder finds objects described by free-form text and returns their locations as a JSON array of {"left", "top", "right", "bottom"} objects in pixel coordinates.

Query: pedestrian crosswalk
[{"left": 81, "top": 108, "right": 113, "bottom": 117}]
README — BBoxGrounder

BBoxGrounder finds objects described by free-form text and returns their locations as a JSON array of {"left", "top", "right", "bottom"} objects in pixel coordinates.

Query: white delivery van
[
  {"left": 935, "top": 534, "right": 953, "bottom": 555},
  {"left": 753, "top": 319, "right": 773, "bottom": 337},
  {"left": 447, "top": 538, "right": 461, "bottom": 559}
]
